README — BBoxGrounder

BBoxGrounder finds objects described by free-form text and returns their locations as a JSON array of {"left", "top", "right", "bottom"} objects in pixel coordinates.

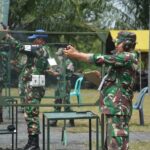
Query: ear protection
[{"left": 123, "top": 39, "right": 134, "bottom": 51}]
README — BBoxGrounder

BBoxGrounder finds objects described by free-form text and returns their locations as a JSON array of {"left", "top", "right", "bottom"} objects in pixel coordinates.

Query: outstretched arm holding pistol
[{"left": 64, "top": 45, "right": 93, "bottom": 63}]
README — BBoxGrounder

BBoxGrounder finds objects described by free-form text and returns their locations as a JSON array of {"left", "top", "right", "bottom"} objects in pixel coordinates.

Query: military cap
[
  {"left": 28, "top": 29, "right": 48, "bottom": 40},
  {"left": 115, "top": 31, "right": 136, "bottom": 45}
]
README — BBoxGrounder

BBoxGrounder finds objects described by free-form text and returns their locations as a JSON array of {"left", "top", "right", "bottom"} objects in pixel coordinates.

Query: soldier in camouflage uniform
[
  {"left": 5, "top": 29, "right": 51, "bottom": 150},
  {"left": 11, "top": 49, "right": 27, "bottom": 113},
  {"left": 0, "top": 46, "right": 8, "bottom": 123},
  {"left": 64, "top": 31, "right": 138, "bottom": 150},
  {"left": 49, "top": 49, "right": 75, "bottom": 127},
  {"left": 0, "top": 25, "right": 9, "bottom": 123}
]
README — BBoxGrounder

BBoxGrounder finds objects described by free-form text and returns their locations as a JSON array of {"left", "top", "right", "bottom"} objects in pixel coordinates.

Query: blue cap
[{"left": 28, "top": 29, "right": 48, "bottom": 40}]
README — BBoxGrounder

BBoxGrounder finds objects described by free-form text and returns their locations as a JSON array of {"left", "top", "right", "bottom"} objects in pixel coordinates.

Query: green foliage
[
  {"left": 101, "top": 0, "right": 149, "bottom": 29},
  {"left": 9, "top": 0, "right": 149, "bottom": 30},
  {"left": 130, "top": 141, "right": 150, "bottom": 150},
  {"left": 67, "top": 34, "right": 103, "bottom": 72},
  {"left": 7, "top": 0, "right": 149, "bottom": 72}
]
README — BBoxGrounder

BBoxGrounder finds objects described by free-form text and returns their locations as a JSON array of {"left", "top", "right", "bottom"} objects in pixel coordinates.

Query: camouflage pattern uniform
[
  {"left": 18, "top": 71, "right": 26, "bottom": 108},
  {"left": 12, "top": 51, "right": 27, "bottom": 110},
  {"left": 54, "top": 58, "right": 74, "bottom": 112},
  {"left": 49, "top": 47, "right": 75, "bottom": 127},
  {"left": 7, "top": 37, "right": 50, "bottom": 135},
  {"left": 0, "top": 48, "right": 8, "bottom": 122},
  {"left": 91, "top": 32, "right": 138, "bottom": 150}
]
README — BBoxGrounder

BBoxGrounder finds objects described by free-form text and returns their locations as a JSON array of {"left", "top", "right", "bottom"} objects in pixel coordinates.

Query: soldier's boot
[
  {"left": 67, "top": 119, "right": 75, "bottom": 127},
  {"left": 24, "top": 134, "right": 40, "bottom": 150},
  {"left": 0, "top": 107, "right": 3, "bottom": 123},
  {"left": 49, "top": 120, "right": 57, "bottom": 127}
]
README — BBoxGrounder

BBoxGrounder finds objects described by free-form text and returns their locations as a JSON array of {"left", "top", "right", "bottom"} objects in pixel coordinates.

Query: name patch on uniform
[
  {"left": 47, "top": 58, "right": 57, "bottom": 66},
  {"left": 29, "top": 75, "right": 45, "bottom": 87},
  {"left": 24, "top": 45, "right": 32, "bottom": 51}
]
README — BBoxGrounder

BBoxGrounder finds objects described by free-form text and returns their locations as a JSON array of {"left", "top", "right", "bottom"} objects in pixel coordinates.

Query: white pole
[
  {"left": 1, "top": 0, "right": 10, "bottom": 25},
  {"left": 139, "top": 51, "right": 142, "bottom": 91},
  {"left": 148, "top": 4, "right": 150, "bottom": 94}
]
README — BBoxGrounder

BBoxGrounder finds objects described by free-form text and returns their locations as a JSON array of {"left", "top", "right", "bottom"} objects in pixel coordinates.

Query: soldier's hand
[{"left": 63, "top": 45, "right": 79, "bottom": 57}]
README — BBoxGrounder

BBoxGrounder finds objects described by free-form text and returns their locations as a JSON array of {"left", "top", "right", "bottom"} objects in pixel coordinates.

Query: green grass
[
  {"left": 130, "top": 141, "right": 150, "bottom": 150},
  {"left": 44, "top": 89, "right": 150, "bottom": 132},
  {"left": 130, "top": 92, "right": 150, "bottom": 132},
  {"left": 43, "top": 89, "right": 150, "bottom": 150},
  {"left": 3, "top": 88, "right": 150, "bottom": 149},
  {"left": 5, "top": 88, "right": 150, "bottom": 131}
]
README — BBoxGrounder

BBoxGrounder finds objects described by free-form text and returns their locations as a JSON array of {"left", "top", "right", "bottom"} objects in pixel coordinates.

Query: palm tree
[
  {"left": 99, "top": 0, "right": 149, "bottom": 29},
  {"left": 9, "top": 0, "right": 149, "bottom": 30}
]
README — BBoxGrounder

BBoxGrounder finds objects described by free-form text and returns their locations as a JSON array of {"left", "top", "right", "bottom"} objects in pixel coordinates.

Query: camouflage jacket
[
  {"left": 0, "top": 51, "right": 8, "bottom": 86},
  {"left": 55, "top": 57, "right": 74, "bottom": 98},
  {"left": 92, "top": 51, "right": 138, "bottom": 116},
  {"left": 7, "top": 38, "right": 50, "bottom": 86}
]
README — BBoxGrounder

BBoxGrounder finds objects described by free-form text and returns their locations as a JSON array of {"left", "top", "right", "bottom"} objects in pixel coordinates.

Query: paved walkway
[{"left": 0, "top": 112, "right": 150, "bottom": 150}]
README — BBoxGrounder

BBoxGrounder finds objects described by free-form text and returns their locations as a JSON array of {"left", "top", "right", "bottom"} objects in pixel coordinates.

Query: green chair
[
  {"left": 133, "top": 87, "right": 148, "bottom": 125},
  {"left": 70, "top": 76, "right": 83, "bottom": 104}
]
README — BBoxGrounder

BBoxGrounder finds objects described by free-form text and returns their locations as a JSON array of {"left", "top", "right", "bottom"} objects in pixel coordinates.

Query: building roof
[{"left": 110, "top": 30, "right": 149, "bottom": 52}]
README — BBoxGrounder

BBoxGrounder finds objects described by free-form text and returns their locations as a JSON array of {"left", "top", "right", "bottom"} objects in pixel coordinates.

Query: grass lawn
[
  {"left": 4, "top": 88, "right": 150, "bottom": 150},
  {"left": 130, "top": 141, "right": 150, "bottom": 150}
]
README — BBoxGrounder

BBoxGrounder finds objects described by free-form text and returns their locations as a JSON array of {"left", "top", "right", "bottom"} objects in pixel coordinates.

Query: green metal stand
[
  {"left": 61, "top": 120, "right": 67, "bottom": 146},
  {"left": 43, "top": 111, "right": 100, "bottom": 150}
]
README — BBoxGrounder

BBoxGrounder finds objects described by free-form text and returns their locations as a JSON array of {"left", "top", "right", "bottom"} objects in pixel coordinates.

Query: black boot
[
  {"left": 24, "top": 134, "right": 40, "bottom": 150},
  {"left": 24, "top": 135, "right": 32, "bottom": 150},
  {"left": 49, "top": 120, "right": 57, "bottom": 127}
]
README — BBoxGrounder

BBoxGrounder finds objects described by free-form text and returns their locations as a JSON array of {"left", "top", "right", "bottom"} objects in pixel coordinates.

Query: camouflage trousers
[
  {"left": 105, "top": 114, "right": 130, "bottom": 150},
  {"left": 18, "top": 77, "right": 26, "bottom": 104},
  {"left": 24, "top": 87, "right": 44, "bottom": 135},
  {"left": 54, "top": 82, "right": 72, "bottom": 112},
  {"left": 54, "top": 94, "right": 72, "bottom": 112},
  {"left": 24, "top": 98, "right": 41, "bottom": 135}
]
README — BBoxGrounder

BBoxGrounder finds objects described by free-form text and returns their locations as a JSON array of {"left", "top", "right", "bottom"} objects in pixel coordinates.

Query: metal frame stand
[
  {"left": 43, "top": 111, "right": 100, "bottom": 150},
  {"left": 0, "top": 97, "right": 18, "bottom": 150}
]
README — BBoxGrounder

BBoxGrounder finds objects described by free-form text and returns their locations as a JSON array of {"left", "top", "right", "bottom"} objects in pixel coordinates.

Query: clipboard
[{"left": 83, "top": 70, "right": 101, "bottom": 87}]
